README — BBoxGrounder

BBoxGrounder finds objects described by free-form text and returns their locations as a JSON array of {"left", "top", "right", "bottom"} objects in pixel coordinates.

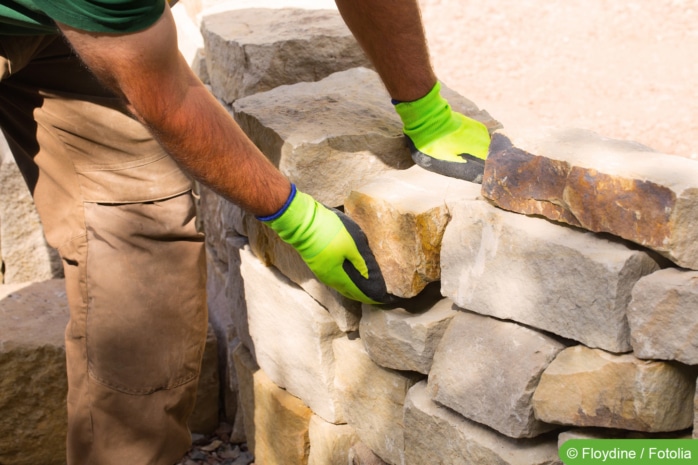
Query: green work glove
[
  {"left": 259, "top": 185, "right": 390, "bottom": 304},
  {"left": 394, "top": 82, "right": 491, "bottom": 183}
]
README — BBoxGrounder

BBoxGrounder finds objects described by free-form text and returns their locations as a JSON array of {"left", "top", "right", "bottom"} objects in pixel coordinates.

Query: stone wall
[
  {"left": 1, "top": 3, "right": 697, "bottom": 465},
  {"left": 197, "top": 7, "right": 698, "bottom": 465}
]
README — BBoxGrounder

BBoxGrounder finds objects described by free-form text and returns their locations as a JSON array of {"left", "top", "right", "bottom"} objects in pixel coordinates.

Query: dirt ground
[{"left": 419, "top": 0, "right": 698, "bottom": 159}]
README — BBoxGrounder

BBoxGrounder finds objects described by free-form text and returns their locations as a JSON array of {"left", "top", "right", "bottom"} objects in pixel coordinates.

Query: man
[{"left": 0, "top": 1, "right": 490, "bottom": 464}]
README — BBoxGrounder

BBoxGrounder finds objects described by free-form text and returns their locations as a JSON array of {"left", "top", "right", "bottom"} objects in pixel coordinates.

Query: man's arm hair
[{"left": 58, "top": 4, "right": 291, "bottom": 217}]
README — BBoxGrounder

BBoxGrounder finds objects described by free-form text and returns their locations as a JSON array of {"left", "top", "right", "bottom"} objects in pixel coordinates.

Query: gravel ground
[
  {"left": 175, "top": 424, "right": 254, "bottom": 465},
  {"left": 420, "top": 0, "right": 698, "bottom": 159}
]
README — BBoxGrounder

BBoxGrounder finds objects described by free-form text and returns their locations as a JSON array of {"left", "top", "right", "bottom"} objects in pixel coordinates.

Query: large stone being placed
[
  {"left": 440, "top": 199, "right": 660, "bottom": 352},
  {"left": 239, "top": 245, "right": 345, "bottom": 423},
  {"left": 0, "top": 280, "right": 69, "bottom": 465},
  {"left": 345, "top": 166, "right": 482, "bottom": 297},
  {"left": 628, "top": 268, "right": 698, "bottom": 365},
  {"left": 201, "top": 8, "right": 371, "bottom": 103},
  {"left": 428, "top": 311, "right": 565, "bottom": 439},
  {"left": 532, "top": 345, "right": 696, "bottom": 432},
  {"left": 404, "top": 382, "right": 560, "bottom": 465},
  {"left": 482, "top": 127, "right": 698, "bottom": 270},
  {"left": 333, "top": 336, "right": 423, "bottom": 465},
  {"left": 360, "top": 294, "right": 458, "bottom": 374}
]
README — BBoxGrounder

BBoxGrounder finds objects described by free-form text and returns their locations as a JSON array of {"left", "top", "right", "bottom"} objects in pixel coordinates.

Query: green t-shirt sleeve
[{"left": 32, "top": 0, "right": 166, "bottom": 33}]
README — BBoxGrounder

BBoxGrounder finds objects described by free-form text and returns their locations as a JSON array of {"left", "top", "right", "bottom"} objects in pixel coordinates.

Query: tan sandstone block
[
  {"left": 482, "top": 127, "right": 698, "bottom": 269},
  {"left": 0, "top": 280, "right": 68, "bottom": 465},
  {"left": 308, "top": 415, "right": 360, "bottom": 465},
  {"left": 345, "top": 165, "right": 482, "bottom": 298},
  {"left": 233, "top": 343, "right": 313, "bottom": 465},
  {"left": 532, "top": 345, "right": 696, "bottom": 432}
]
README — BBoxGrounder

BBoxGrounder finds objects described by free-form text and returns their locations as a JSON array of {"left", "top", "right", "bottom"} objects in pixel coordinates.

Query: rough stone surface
[
  {"left": 233, "top": 343, "right": 312, "bottom": 465},
  {"left": 345, "top": 166, "right": 483, "bottom": 297},
  {"left": 233, "top": 67, "right": 411, "bottom": 207},
  {"left": 428, "top": 311, "right": 565, "bottom": 438},
  {"left": 628, "top": 268, "right": 698, "bottom": 365},
  {"left": 201, "top": 8, "right": 371, "bottom": 103},
  {"left": 0, "top": 141, "right": 62, "bottom": 284},
  {"left": 532, "top": 345, "right": 696, "bottom": 432},
  {"left": 482, "top": 127, "right": 698, "bottom": 270},
  {"left": 333, "top": 336, "right": 423, "bottom": 465},
  {"left": 0, "top": 280, "right": 69, "bottom": 465},
  {"left": 308, "top": 415, "right": 360, "bottom": 465},
  {"left": 360, "top": 293, "right": 458, "bottom": 374},
  {"left": 240, "top": 245, "right": 345, "bottom": 423},
  {"left": 199, "top": 184, "right": 247, "bottom": 244},
  {"left": 404, "top": 382, "right": 560, "bottom": 465},
  {"left": 440, "top": 199, "right": 660, "bottom": 352},
  {"left": 243, "top": 213, "right": 361, "bottom": 332},
  {"left": 348, "top": 442, "right": 389, "bottom": 465}
]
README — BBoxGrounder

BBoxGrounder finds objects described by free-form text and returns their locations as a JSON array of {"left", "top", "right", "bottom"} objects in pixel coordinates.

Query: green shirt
[{"left": 0, "top": 0, "right": 165, "bottom": 35}]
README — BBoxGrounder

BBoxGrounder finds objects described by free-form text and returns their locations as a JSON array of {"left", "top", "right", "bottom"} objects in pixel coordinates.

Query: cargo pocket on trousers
[{"left": 83, "top": 192, "right": 208, "bottom": 395}]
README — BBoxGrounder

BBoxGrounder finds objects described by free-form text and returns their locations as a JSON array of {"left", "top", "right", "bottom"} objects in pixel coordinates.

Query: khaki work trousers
[{"left": 0, "top": 34, "right": 208, "bottom": 465}]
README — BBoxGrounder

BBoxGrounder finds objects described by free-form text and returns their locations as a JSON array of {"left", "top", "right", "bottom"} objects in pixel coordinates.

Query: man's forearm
[{"left": 58, "top": 5, "right": 290, "bottom": 217}]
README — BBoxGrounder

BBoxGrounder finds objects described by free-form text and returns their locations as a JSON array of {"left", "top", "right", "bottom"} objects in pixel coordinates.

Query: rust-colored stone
[{"left": 483, "top": 128, "right": 698, "bottom": 269}]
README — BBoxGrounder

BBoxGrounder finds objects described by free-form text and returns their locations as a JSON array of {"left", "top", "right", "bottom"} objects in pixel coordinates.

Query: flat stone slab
[{"left": 482, "top": 127, "right": 698, "bottom": 270}]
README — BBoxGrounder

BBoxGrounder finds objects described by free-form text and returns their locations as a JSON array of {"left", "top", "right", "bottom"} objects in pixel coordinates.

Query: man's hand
[
  {"left": 260, "top": 185, "right": 390, "bottom": 304},
  {"left": 395, "top": 82, "right": 491, "bottom": 183}
]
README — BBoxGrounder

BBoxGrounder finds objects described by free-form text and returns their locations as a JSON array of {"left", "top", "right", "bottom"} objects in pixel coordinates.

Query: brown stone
[{"left": 482, "top": 127, "right": 698, "bottom": 269}]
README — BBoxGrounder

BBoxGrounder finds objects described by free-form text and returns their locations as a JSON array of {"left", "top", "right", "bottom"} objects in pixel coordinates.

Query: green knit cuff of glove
[{"left": 394, "top": 82, "right": 490, "bottom": 162}]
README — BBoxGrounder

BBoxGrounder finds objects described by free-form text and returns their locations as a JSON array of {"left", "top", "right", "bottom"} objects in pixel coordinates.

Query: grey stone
[
  {"left": 404, "top": 381, "right": 560, "bottom": 465},
  {"left": 440, "top": 199, "right": 660, "bottom": 352},
  {"left": 201, "top": 8, "right": 371, "bottom": 103},
  {"left": 428, "top": 311, "right": 565, "bottom": 438},
  {"left": 360, "top": 296, "right": 458, "bottom": 374},
  {"left": 628, "top": 268, "right": 698, "bottom": 364}
]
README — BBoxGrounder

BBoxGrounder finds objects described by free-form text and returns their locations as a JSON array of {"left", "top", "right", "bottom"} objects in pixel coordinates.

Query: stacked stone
[{"left": 198, "top": 6, "right": 698, "bottom": 465}]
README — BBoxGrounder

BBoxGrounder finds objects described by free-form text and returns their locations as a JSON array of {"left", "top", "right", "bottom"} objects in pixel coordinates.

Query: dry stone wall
[
  {"left": 1, "top": 4, "right": 697, "bottom": 465},
  {"left": 198, "top": 7, "right": 698, "bottom": 465}
]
